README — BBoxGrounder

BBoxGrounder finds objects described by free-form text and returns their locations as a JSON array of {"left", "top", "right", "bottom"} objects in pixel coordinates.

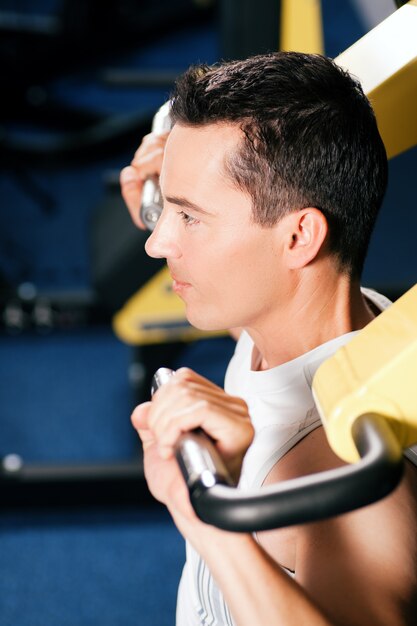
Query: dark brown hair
[{"left": 170, "top": 52, "right": 388, "bottom": 278}]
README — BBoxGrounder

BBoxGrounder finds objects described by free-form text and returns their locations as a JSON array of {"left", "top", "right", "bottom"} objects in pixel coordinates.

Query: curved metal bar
[
  {"left": 186, "top": 414, "right": 404, "bottom": 532},
  {"left": 151, "top": 370, "right": 404, "bottom": 533}
]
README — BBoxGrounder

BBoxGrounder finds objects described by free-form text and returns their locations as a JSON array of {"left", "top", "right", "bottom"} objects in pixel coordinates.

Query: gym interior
[{"left": 1, "top": 1, "right": 416, "bottom": 625}]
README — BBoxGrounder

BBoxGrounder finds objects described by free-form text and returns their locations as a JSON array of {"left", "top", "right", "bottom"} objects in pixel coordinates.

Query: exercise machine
[{"left": 2, "top": 1, "right": 416, "bottom": 511}]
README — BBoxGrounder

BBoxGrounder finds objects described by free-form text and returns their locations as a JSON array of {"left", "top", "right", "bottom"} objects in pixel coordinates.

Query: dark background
[{"left": 0, "top": 1, "right": 416, "bottom": 624}]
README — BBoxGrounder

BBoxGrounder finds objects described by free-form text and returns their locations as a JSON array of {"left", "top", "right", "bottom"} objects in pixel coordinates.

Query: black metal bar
[
  {"left": 0, "top": 111, "right": 154, "bottom": 166},
  {"left": 102, "top": 69, "right": 178, "bottom": 89},
  {"left": 0, "top": 456, "right": 153, "bottom": 508},
  {"left": 151, "top": 368, "right": 404, "bottom": 532},
  {"left": 187, "top": 414, "right": 404, "bottom": 532}
]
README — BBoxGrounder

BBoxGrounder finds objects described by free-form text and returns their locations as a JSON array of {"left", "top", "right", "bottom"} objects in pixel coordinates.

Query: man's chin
[{"left": 185, "top": 311, "right": 227, "bottom": 334}]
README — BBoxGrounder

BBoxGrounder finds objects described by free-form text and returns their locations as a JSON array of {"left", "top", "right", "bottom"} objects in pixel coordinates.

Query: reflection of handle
[
  {"left": 151, "top": 369, "right": 404, "bottom": 532},
  {"left": 151, "top": 368, "right": 235, "bottom": 495},
  {"left": 140, "top": 175, "right": 164, "bottom": 231},
  {"left": 140, "top": 101, "right": 172, "bottom": 231}
]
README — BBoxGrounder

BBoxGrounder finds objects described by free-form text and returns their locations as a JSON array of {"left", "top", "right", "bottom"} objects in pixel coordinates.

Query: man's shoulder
[
  {"left": 361, "top": 286, "right": 392, "bottom": 312},
  {"left": 263, "top": 425, "right": 343, "bottom": 487}
]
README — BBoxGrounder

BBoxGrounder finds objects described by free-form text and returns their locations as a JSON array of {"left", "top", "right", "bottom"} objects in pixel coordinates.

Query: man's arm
[
  {"left": 132, "top": 369, "right": 417, "bottom": 626},
  {"left": 258, "top": 426, "right": 417, "bottom": 626},
  {"left": 188, "top": 527, "right": 334, "bottom": 626},
  {"left": 131, "top": 370, "right": 337, "bottom": 625},
  {"left": 131, "top": 369, "right": 333, "bottom": 626}
]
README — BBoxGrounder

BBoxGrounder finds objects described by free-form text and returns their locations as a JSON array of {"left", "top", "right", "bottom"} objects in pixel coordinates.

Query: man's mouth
[{"left": 170, "top": 272, "right": 191, "bottom": 294}]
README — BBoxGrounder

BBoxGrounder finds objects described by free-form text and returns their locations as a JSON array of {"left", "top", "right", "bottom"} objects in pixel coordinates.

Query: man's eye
[{"left": 178, "top": 211, "right": 199, "bottom": 226}]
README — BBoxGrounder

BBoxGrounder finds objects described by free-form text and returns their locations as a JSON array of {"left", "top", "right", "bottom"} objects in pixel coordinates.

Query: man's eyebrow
[{"left": 164, "top": 195, "right": 213, "bottom": 216}]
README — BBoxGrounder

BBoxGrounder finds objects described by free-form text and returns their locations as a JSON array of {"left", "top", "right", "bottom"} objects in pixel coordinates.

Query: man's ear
[{"left": 283, "top": 208, "right": 328, "bottom": 269}]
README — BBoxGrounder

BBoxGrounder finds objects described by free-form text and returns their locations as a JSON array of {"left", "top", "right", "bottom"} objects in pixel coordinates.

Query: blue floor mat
[
  {"left": 0, "top": 327, "right": 137, "bottom": 462},
  {"left": 0, "top": 507, "right": 184, "bottom": 626}
]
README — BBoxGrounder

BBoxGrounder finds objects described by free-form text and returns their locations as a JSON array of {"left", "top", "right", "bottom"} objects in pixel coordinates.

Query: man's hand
[
  {"left": 131, "top": 367, "right": 254, "bottom": 502},
  {"left": 120, "top": 130, "right": 169, "bottom": 229}
]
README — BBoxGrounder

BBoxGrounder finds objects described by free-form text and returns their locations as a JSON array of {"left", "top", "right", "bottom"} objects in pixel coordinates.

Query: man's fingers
[
  {"left": 120, "top": 166, "right": 145, "bottom": 229},
  {"left": 131, "top": 401, "right": 152, "bottom": 431},
  {"left": 153, "top": 369, "right": 248, "bottom": 417},
  {"left": 155, "top": 400, "right": 211, "bottom": 457},
  {"left": 149, "top": 392, "right": 252, "bottom": 457},
  {"left": 133, "top": 131, "right": 170, "bottom": 160},
  {"left": 131, "top": 402, "right": 156, "bottom": 448},
  {"left": 132, "top": 135, "right": 168, "bottom": 162}
]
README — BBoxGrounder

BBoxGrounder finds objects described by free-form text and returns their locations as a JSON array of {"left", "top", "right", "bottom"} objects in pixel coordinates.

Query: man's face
[{"left": 145, "top": 123, "right": 285, "bottom": 332}]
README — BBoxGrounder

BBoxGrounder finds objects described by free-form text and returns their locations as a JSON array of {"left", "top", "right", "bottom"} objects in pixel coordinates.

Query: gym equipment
[
  {"left": 314, "top": 289, "right": 417, "bottom": 464},
  {"left": 151, "top": 368, "right": 234, "bottom": 490},
  {"left": 335, "top": 0, "right": 417, "bottom": 159},
  {"left": 280, "top": 0, "right": 323, "bottom": 54},
  {"left": 140, "top": 101, "right": 173, "bottom": 232},
  {"left": 152, "top": 284, "right": 417, "bottom": 532},
  {"left": 0, "top": 0, "right": 214, "bottom": 167},
  {"left": 220, "top": 0, "right": 281, "bottom": 61},
  {"left": 0, "top": 456, "right": 152, "bottom": 508},
  {"left": 91, "top": 188, "right": 166, "bottom": 315},
  {"left": 113, "top": 266, "right": 226, "bottom": 345}
]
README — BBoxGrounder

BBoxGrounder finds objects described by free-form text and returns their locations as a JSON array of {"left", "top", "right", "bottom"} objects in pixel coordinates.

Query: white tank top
[{"left": 176, "top": 288, "right": 391, "bottom": 626}]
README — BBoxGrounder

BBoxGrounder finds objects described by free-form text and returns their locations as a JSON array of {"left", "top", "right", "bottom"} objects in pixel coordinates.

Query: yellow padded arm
[
  {"left": 280, "top": 0, "right": 324, "bottom": 54},
  {"left": 313, "top": 284, "right": 417, "bottom": 463},
  {"left": 335, "top": 0, "right": 417, "bottom": 159},
  {"left": 113, "top": 266, "right": 225, "bottom": 345}
]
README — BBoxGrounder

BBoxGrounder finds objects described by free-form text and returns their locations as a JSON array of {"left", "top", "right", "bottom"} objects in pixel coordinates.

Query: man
[{"left": 121, "top": 52, "right": 417, "bottom": 625}]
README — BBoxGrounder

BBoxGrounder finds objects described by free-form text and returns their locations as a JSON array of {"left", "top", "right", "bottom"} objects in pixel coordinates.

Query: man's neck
[{"left": 246, "top": 269, "right": 375, "bottom": 371}]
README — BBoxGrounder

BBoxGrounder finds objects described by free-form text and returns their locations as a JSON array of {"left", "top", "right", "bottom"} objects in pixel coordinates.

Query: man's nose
[{"left": 145, "top": 213, "right": 181, "bottom": 260}]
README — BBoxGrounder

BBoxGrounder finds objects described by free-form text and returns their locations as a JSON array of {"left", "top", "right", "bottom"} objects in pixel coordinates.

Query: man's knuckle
[{"left": 200, "top": 398, "right": 210, "bottom": 411}]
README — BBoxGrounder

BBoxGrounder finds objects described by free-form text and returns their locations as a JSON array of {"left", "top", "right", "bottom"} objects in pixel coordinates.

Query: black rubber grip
[{"left": 151, "top": 369, "right": 404, "bottom": 532}]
